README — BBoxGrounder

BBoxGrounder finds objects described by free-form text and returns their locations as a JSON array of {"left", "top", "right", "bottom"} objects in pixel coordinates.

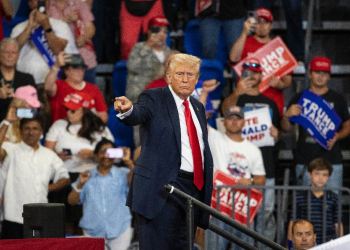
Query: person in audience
[
  {"left": 0, "top": 102, "right": 69, "bottom": 239},
  {"left": 254, "top": 0, "right": 304, "bottom": 63},
  {"left": 229, "top": 7, "right": 291, "bottom": 116},
  {"left": 291, "top": 219, "right": 316, "bottom": 250},
  {"left": 287, "top": 158, "right": 343, "bottom": 245},
  {"left": 45, "top": 91, "right": 114, "bottom": 235},
  {"left": 206, "top": 105, "right": 266, "bottom": 250},
  {"left": 282, "top": 56, "right": 350, "bottom": 189},
  {"left": 45, "top": 52, "right": 108, "bottom": 124},
  {"left": 0, "top": 38, "right": 36, "bottom": 122},
  {"left": 10, "top": 0, "right": 78, "bottom": 86},
  {"left": 49, "top": 0, "right": 97, "bottom": 84},
  {"left": 126, "top": 15, "right": 171, "bottom": 104},
  {"left": 221, "top": 57, "right": 280, "bottom": 248},
  {"left": 5, "top": 85, "right": 41, "bottom": 143},
  {"left": 68, "top": 138, "right": 134, "bottom": 250},
  {"left": 198, "top": 0, "right": 246, "bottom": 60}
]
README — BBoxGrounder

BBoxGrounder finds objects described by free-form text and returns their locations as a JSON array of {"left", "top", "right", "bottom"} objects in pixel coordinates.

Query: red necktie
[{"left": 183, "top": 100, "right": 204, "bottom": 190}]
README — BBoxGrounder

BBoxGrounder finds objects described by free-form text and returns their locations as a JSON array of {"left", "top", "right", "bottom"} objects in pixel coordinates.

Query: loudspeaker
[{"left": 22, "top": 203, "right": 65, "bottom": 238}]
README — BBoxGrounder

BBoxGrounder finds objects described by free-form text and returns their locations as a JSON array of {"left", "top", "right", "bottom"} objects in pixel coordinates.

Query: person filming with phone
[
  {"left": 0, "top": 99, "right": 70, "bottom": 239},
  {"left": 45, "top": 52, "right": 108, "bottom": 124},
  {"left": 0, "top": 38, "right": 36, "bottom": 122},
  {"left": 45, "top": 91, "right": 114, "bottom": 235},
  {"left": 229, "top": 8, "right": 291, "bottom": 117},
  {"left": 67, "top": 138, "right": 134, "bottom": 250}
]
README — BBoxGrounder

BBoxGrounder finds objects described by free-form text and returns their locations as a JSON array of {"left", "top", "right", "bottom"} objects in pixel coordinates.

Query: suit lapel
[
  {"left": 190, "top": 96, "right": 207, "bottom": 143},
  {"left": 163, "top": 86, "right": 181, "bottom": 155}
]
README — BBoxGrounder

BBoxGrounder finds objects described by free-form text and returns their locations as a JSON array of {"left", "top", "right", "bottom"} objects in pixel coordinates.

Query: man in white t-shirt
[{"left": 206, "top": 105, "right": 265, "bottom": 250}]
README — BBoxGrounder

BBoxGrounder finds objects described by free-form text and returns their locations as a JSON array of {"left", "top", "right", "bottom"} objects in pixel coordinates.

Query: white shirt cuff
[{"left": 117, "top": 106, "right": 133, "bottom": 119}]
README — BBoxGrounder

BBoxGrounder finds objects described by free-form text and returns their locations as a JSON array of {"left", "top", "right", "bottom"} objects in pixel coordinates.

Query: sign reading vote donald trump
[{"left": 289, "top": 90, "right": 342, "bottom": 150}]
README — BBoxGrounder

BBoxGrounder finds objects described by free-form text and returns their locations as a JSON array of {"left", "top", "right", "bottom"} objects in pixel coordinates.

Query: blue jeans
[
  {"left": 253, "top": 0, "right": 304, "bottom": 61},
  {"left": 255, "top": 178, "right": 276, "bottom": 250},
  {"left": 83, "top": 67, "right": 96, "bottom": 84},
  {"left": 295, "top": 164, "right": 343, "bottom": 192},
  {"left": 199, "top": 17, "right": 245, "bottom": 59}
]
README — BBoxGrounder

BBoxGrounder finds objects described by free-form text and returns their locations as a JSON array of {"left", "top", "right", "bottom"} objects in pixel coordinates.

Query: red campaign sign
[
  {"left": 211, "top": 170, "right": 263, "bottom": 225},
  {"left": 195, "top": 0, "right": 213, "bottom": 16},
  {"left": 233, "top": 36, "right": 299, "bottom": 93}
]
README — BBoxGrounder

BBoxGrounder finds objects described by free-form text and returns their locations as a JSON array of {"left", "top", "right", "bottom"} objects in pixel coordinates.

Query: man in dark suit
[{"left": 114, "top": 53, "right": 213, "bottom": 250}]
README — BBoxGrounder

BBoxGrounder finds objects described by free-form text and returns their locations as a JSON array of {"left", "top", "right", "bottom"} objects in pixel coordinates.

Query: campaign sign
[
  {"left": 233, "top": 36, "right": 299, "bottom": 93},
  {"left": 242, "top": 107, "right": 275, "bottom": 147},
  {"left": 289, "top": 90, "right": 342, "bottom": 150},
  {"left": 30, "top": 27, "right": 56, "bottom": 67},
  {"left": 211, "top": 170, "right": 263, "bottom": 225}
]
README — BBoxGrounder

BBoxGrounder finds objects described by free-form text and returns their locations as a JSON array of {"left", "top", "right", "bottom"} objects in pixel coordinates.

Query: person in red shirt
[
  {"left": 229, "top": 8, "right": 292, "bottom": 116},
  {"left": 45, "top": 52, "right": 108, "bottom": 124}
]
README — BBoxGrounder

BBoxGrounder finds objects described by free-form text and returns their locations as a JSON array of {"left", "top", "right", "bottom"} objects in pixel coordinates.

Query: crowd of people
[{"left": 0, "top": 1, "right": 347, "bottom": 250}]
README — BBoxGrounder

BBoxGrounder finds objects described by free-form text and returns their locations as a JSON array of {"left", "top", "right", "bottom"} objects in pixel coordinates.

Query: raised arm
[
  {"left": 281, "top": 104, "right": 302, "bottom": 132},
  {"left": 2, "top": 0, "right": 13, "bottom": 17},
  {"left": 68, "top": 171, "right": 91, "bottom": 205},
  {"left": 14, "top": 9, "right": 37, "bottom": 50},
  {"left": 229, "top": 19, "right": 256, "bottom": 63},
  {"left": 221, "top": 76, "right": 251, "bottom": 113}
]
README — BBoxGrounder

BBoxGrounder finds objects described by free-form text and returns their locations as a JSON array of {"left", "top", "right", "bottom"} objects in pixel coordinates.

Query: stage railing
[
  {"left": 164, "top": 184, "right": 287, "bottom": 250},
  {"left": 164, "top": 184, "right": 350, "bottom": 250}
]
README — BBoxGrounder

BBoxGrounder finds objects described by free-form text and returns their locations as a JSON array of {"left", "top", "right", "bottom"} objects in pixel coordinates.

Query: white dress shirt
[
  {"left": 1, "top": 141, "right": 69, "bottom": 224},
  {"left": 118, "top": 85, "right": 205, "bottom": 172}
]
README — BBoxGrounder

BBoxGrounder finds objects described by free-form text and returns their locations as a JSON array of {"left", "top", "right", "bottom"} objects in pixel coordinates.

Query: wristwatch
[{"left": 45, "top": 27, "right": 53, "bottom": 33}]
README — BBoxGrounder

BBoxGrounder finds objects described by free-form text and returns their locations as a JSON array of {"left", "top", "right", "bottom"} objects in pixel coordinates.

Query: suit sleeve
[{"left": 120, "top": 90, "right": 158, "bottom": 126}]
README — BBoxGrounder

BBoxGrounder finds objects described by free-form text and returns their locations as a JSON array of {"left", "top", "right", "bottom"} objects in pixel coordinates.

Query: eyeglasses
[
  {"left": 242, "top": 62, "right": 261, "bottom": 69},
  {"left": 65, "top": 107, "right": 76, "bottom": 113}
]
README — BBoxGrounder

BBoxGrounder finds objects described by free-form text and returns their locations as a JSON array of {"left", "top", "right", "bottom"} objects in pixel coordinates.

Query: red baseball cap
[
  {"left": 148, "top": 16, "right": 170, "bottom": 30},
  {"left": 255, "top": 8, "right": 273, "bottom": 22},
  {"left": 309, "top": 56, "right": 331, "bottom": 72},
  {"left": 242, "top": 58, "right": 262, "bottom": 73},
  {"left": 63, "top": 92, "right": 95, "bottom": 110}
]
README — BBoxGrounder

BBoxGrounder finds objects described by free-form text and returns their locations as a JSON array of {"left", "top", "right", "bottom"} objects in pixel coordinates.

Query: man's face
[
  {"left": 0, "top": 43, "right": 19, "bottom": 68},
  {"left": 21, "top": 120, "right": 42, "bottom": 147},
  {"left": 166, "top": 62, "right": 199, "bottom": 100},
  {"left": 255, "top": 17, "right": 272, "bottom": 38},
  {"left": 292, "top": 222, "right": 316, "bottom": 250},
  {"left": 224, "top": 115, "right": 245, "bottom": 134},
  {"left": 308, "top": 169, "right": 330, "bottom": 187},
  {"left": 249, "top": 70, "right": 263, "bottom": 88},
  {"left": 309, "top": 71, "right": 330, "bottom": 89}
]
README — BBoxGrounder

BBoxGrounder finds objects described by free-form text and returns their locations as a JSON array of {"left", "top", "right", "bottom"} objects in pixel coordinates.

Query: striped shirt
[{"left": 291, "top": 190, "right": 339, "bottom": 244}]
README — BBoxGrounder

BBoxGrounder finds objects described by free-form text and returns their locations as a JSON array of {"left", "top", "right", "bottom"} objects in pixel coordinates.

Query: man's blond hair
[{"left": 167, "top": 53, "right": 201, "bottom": 75}]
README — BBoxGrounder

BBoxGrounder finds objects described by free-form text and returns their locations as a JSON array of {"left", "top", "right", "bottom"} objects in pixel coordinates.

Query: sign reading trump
[
  {"left": 289, "top": 90, "right": 342, "bottom": 150},
  {"left": 233, "top": 36, "right": 298, "bottom": 93},
  {"left": 211, "top": 170, "right": 263, "bottom": 225},
  {"left": 242, "top": 107, "right": 275, "bottom": 147}
]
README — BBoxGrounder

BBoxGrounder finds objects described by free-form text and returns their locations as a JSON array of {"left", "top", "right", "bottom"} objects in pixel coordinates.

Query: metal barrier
[
  {"left": 164, "top": 184, "right": 287, "bottom": 250},
  {"left": 209, "top": 184, "right": 350, "bottom": 249}
]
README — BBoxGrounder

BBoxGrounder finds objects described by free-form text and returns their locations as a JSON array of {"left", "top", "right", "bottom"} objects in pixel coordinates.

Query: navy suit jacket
[{"left": 120, "top": 85, "right": 213, "bottom": 229}]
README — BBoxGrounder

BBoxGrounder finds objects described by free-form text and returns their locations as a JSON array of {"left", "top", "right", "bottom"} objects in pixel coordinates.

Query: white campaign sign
[{"left": 242, "top": 108, "right": 274, "bottom": 147}]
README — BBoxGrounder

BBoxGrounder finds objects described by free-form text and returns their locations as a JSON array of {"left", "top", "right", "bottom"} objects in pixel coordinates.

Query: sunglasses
[
  {"left": 242, "top": 62, "right": 261, "bottom": 69},
  {"left": 65, "top": 107, "right": 76, "bottom": 113}
]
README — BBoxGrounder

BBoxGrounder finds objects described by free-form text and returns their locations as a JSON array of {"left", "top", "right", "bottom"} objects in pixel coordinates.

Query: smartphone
[
  {"left": 247, "top": 11, "right": 258, "bottom": 21},
  {"left": 17, "top": 108, "right": 35, "bottom": 119},
  {"left": 241, "top": 70, "right": 251, "bottom": 79},
  {"left": 151, "top": 26, "right": 160, "bottom": 34},
  {"left": 38, "top": 0, "right": 46, "bottom": 14},
  {"left": 62, "top": 148, "right": 72, "bottom": 156},
  {"left": 104, "top": 148, "right": 124, "bottom": 159}
]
